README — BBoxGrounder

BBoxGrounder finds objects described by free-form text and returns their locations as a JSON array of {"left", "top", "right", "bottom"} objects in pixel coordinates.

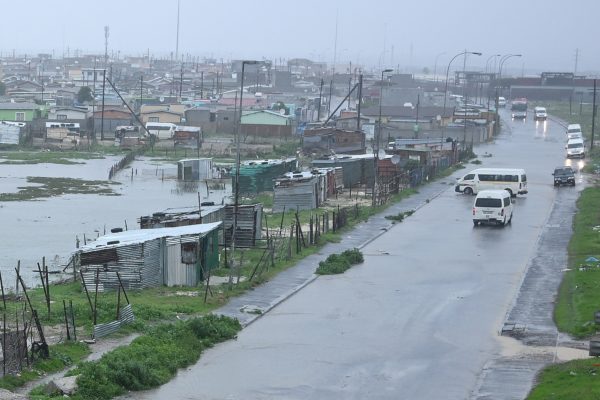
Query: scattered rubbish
[
  {"left": 482, "top": 152, "right": 493, "bottom": 158},
  {"left": 239, "top": 305, "right": 263, "bottom": 315},
  {"left": 586, "top": 256, "right": 599, "bottom": 263}
]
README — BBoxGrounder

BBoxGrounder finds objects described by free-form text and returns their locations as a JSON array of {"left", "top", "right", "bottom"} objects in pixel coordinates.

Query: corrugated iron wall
[
  {"left": 93, "top": 304, "right": 135, "bottom": 339},
  {"left": 164, "top": 236, "right": 200, "bottom": 287},
  {"left": 272, "top": 179, "right": 318, "bottom": 212},
  {"left": 80, "top": 240, "right": 162, "bottom": 292},
  {"left": 223, "top": 204, "right": 262, "bottom": 247}
]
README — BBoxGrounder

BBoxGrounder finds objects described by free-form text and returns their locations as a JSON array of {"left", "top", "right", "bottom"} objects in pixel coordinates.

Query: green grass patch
[
  {"left": 0, "top": 342, "right": 89, "bottom": 392},
  {"left": 0, "top": 150, "right": 108, "bottom": 165},
  {"left": 0, "top": 177, "right": 121, "bottom": 201},
  {"left": 526, "top": 358, "right": 600, "bottom": 400},
  {"left": 385, "top": 209, "right": 415, "bottom": 223},
  {"left": 554, "top": 187, "right": 600, "bottom": 338},
  {"left": 67, "top": 315, "right": 240, "bottom": 400},
  {"left": 315, "top": 248, "right": 364, "bottom": 275}
]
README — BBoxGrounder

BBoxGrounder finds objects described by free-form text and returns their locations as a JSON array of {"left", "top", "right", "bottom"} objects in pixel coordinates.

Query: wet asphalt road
[{"left": 132, "top": 113, "right": 578, "bottom": 400}]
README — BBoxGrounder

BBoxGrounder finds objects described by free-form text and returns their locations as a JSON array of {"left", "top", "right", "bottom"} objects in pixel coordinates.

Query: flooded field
[{"left": 0, "top": 155, "right": 232, "bottom": 288}]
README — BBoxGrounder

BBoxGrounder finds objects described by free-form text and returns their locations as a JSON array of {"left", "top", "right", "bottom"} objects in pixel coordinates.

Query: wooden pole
[
  {"left": 93, "top": 269, "right": 99, "bottom": 325},
  {"left": 70, "top": 300, "right": 77, "bottom": 341},
  {"left": 63, "top": 300, "right": 71, "bottom": 341},
  {"left": 79, "top": 271, "right": 95, "bottom": 317},
  {"left": 0, "top": 271, "right": 5, "bottom": 310}
]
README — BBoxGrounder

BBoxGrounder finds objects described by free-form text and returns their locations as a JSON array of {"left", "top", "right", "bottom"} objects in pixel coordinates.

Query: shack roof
[{"left": 80, "top": 222, "right": 222, "bottom": 251}]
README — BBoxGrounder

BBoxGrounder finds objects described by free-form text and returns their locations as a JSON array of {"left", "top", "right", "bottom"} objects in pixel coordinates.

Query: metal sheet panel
[{"left": 0, "top": 124, "right": 20, "bottom": 145}]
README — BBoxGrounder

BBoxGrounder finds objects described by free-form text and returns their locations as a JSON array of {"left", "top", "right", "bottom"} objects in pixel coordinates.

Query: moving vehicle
[
  {"left": 511, "top": 98, "right": 528, "bottom": 119},
  {"left": 497, "top": 97, "right": 507, "bottom": 107},
  {"left": 534, "top": 106, "right": 547, "bottom": 121},
  {"left": 567, "top": 131, "right": 583, "bottom": 141},
  {"left": 455, "top": 168, "right": 528, "bottom": 197},
  {"left": 145, "top": 122, "right": 176, "bottom": 140},
  {"left": 552, "top": 166, "right": 575, "bottom": 186},
  {"left": 566, "top": 124, "right": 582, "bottom": 136},
  {"left": 566, "top": 138, "right": 585, "bottom": 158},
  {"left": 472, "top": 190, "right": 513, "bottom": 227}
]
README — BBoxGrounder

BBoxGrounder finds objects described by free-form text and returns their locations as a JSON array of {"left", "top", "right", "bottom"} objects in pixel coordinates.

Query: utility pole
[
  {"left": 592, "top": 78, "right": 597, "bottom": 150},
  {"left": 104, "top": 26, "right": 109, "bottom": 68},
  {"left": 175, "top": 0, "right": 180, "bottom": 62},
  {"left": 574, "top": 48, "right": 579, "bottom": 76},
  {"left": 356, "top": 74, "right": 363, "bottom": 133},
  {"left": 317, "top": 79, "right": 324, "bottom": 121},
  {"left": 140, "top": 75, "right": 143, "bottom": 113},
  {"left": 100, "top": 69, "right": 106, "bottom": 141},
  {"left": 200, "top": 71, "right": 204, "bottom": 99},
  {"left": 179, "top": 63, "right": 184, "bottom": 100}
]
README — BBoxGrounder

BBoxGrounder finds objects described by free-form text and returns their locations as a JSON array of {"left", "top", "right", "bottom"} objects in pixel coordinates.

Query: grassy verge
[
  {"left": 29, "top": 315, "right": 240, "bottom": 400},
  {"left": 0, "top": 342, "right": 89, "bottom": 392},
  {"left": 554, "top": 187, "right": 600, "bottom": 338},
  {"left": 316, "top": 249, "right": 364, "bottom": 275},
  {"left": 526, "top": 358, "right": 600, "bottom": 400}
]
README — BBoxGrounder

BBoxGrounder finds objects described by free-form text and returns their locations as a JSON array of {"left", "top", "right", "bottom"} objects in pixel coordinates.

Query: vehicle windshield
[
  {"left": 554, "top": 168, "right": 573, "bottom": 175},
  {"left": 568, "top": 143, "right": 583, "bottom": 149},
  {"left": 475, "top": 198, "right": 502, "bottom": 207}
]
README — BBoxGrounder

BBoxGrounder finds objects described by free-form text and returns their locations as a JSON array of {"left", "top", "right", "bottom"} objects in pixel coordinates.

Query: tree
[
  {"left": 0, "top": 82, "right": 5, "bottom": 96},
  {"left": 422, "top": 67, "right": 430, "bottom": 75},
  {"left": 77, "top": 86, "right": 93, "bottom": 104},
  {"left": 271, "top": 101, "right": 290, "bottom": 115}
]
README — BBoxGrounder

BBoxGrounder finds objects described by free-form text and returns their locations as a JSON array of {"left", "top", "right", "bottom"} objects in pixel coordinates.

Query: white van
[
  {"left": 566, "top": 124, "right": 582, "bottom": 135},
  {"left": 534, "top": 106, "right": 547, "bottom": 121},
  {"left": 472, "top": 190, "right": 513, "bottom": 227},
  {"left": 566, "top": 138, "right": 585, "bottom": 158},
  {"left": 455, "top": 168, "right": 528, "bottom": 197},
  {"left": 567, "top": 131, "right": 583, "bottom": 141},
  {"left": 145, "top": 122, "right": 177, "bottom": 140}
]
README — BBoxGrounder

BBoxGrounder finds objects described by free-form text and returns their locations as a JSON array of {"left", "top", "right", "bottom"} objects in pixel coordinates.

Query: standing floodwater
[{"left": 0, "top": 155, "right": 232, "bottom": 288}]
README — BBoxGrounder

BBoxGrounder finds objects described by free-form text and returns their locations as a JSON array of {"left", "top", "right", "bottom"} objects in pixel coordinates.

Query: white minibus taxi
[
  {"left": 472, "top": 190, "right": 513, "bottom": 227},
  {"left": 455, "top": 168, "right": 528, "bottom": 197}
]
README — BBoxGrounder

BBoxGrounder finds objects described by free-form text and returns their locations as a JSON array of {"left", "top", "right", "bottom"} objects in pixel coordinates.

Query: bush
[
  {"left": 384, "top": 210, "right": 415, "bottom": 223},
  {"left": 316, "top": 248, "right": 364, "bottom": 275},
  {"left": 72, "top": 315, "right": 242, "bottom": 399}
]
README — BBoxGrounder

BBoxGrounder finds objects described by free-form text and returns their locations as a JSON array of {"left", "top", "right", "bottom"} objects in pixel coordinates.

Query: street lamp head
[
  {"left": 470, "top": 52, "right": 482, "bottom": 56},
  {"left": 243, "top": 60, "right": 260, "bottom": 65},
  {"left": 383, "top": 68, "right": 393, "bottom": 73}
]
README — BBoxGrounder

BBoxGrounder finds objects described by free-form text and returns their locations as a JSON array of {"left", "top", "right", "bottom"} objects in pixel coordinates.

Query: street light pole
[
  {"left": 440, "top": 51, "right": 482, "bottom": 148},
  {"left": 485, "top": 54, "right": 501, "bottom": 74},
  {"left": 230, "top": 60, "right": 259, "bottom": 288},
  {"left": 433, "top": 52, "right": 445, "bottom": 83},
  {"left": 372, "top": 68, "right": 393, "bottom": 207}
]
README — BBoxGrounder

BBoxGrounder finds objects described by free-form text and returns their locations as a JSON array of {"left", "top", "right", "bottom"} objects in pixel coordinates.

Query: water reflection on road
[{"left": 0, "top": 156, "right": 231, "bottom": 287}]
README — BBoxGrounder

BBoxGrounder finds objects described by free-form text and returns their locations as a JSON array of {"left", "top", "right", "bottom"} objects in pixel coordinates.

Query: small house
[
  {"left": 76, "top": 222, "right": 222, "bottom": 290},
  {"left": 272, "top": 172, "right": 322, "bottom": 213},
  {"left": 177, "top": 158, "right": 215, "bottom": 181}
]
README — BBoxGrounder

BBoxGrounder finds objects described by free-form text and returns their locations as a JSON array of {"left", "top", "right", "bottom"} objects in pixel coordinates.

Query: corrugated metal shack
[
  {"left": 177, "top": 158, "right": 215, "bottom": 181},
  {"left": 223, "top": 204, "right": 263, "bottom": 247},
  {"left": 234, "top": 158, "right": 297, "bottom": 194},
  {"left": 139, "top": 205, "right": 224, "bottom": 229},
  {"left": 311, "top": 155, "right": 375, "bottom": 188},
  {"left": 174, "top": 126, "right": 202, "bottom": 148},
  {"left": 76, "top": 222, "right": 222, "bottom": 290},
  {"left": 272, "top": 171, "right": 321, "bottom": 212}
]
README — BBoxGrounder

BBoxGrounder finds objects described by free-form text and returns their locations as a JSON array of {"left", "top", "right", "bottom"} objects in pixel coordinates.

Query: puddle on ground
[{"left": 497, "top": 335, "right": 590, "bottom": 362}]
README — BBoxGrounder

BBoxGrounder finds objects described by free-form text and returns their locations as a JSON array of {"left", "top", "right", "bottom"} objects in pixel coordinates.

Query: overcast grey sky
[{"left": 1, "top": 0, "right": 598, "bottom": 74}]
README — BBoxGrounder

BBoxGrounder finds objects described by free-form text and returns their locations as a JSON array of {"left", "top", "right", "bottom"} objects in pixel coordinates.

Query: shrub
[
  {"left": 72, "top": 315, "right": 241, "bottom": 399},
  {"left": 316, "top": 248, "right": 364, "bottom": 275}
]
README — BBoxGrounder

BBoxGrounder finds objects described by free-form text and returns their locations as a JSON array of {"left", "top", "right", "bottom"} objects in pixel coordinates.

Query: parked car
[
  {"left": 552, "top": 166, "right": 575, "bottom": 187},
  {"left": 472, "top": 189, "right": 514, "bottom": 227}
]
